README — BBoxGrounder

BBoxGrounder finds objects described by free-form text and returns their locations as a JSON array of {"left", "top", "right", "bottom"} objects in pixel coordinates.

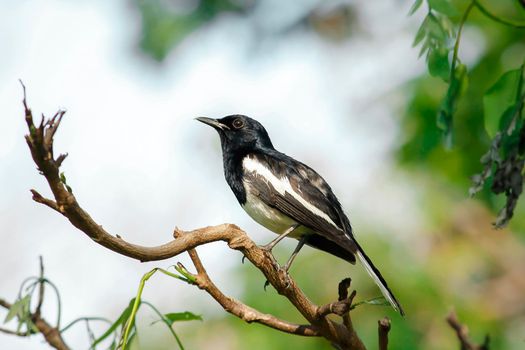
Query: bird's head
[{"left": 196, "top": 115, "right": 274, "bottom": 153}]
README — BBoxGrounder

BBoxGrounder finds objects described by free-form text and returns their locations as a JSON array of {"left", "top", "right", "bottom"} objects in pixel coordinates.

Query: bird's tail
[{"left": 355, "top": 244, "right": 405, "bottom": 316}]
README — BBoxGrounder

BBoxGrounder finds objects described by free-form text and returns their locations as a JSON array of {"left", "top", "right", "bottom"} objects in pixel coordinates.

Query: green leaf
[
  {"left": 163, "top": 312, "right": 202, "bottom": 325},
  {"left": 351, "top": 296, "right": 390, "bottom": 310},
  {"left": 150, "top": 311, "right": 202, "bottom": 327},
  {"left": 483, "top": 69, "right": 523, "bottom": 138},
  {"left": 408, "top": 0, "right": 423, "bottom": 15},
  {"left": 437, "top": 63, "right": 468, "bottom": 147},
  {"left": 91, "top": 299, "right": 135, "bottom": 348},
  {"left": 142, "top": 301, "right": 185, "bottom": 349},
  {"left": 428, "top": 47, "right": 450, "bottom": 81},
  {"left": 362, "top": 296, "right": 390, "bottom": 306},
  {"left": 428, "top": 0, "right": 459, "bottom": 17},
  {"left": 4, "top": 294, "right": 31, "bottom": 323},
  {"left": 426, "top": 14, "right": 447, "bottom": 41},
  {"left": 412, "top": 15, "right": 429, "bottom": 47},
  {"left": 4, "top": 300, "right": 22, "bottom": 323}
]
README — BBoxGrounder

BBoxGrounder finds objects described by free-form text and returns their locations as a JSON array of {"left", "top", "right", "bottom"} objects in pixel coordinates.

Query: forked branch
[{"left": 447, "top": 311, "right": 490, "bottom": 350}]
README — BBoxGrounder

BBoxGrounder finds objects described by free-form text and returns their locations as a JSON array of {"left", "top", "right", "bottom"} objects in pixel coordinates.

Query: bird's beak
[{"left": 195, "top": 117, "right": 230, "bottom": 130}]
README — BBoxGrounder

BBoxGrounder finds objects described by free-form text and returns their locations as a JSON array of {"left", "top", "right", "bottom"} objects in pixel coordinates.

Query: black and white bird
[{"left": 197, "top": 115, "right": 404, "bottom": 315}]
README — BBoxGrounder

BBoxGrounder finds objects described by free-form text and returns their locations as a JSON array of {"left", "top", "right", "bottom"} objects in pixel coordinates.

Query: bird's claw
[
  {"left": 258, "top": 243, "right": 273, "bottom": 253},
  {"left": 263, "top": 279, "right": 271, "bottom": 290},
  {"left": 278, "top": 268, "right": 292, "bottom": 289},
  {"left": 263, "top": 268, "right": 292, "bottom": 291}
]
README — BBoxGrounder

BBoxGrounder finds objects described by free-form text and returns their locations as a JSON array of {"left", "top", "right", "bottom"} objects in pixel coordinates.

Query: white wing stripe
[{"left": 242, "top": 157, "right": 340, "bottom": 230}]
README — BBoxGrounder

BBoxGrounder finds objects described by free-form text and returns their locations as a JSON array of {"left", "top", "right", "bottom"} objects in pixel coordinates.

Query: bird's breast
[{"left": 241, "top": 182, "right": 305, "bottom": 238}]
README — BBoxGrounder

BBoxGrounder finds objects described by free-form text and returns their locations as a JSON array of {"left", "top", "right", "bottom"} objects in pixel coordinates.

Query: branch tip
[
  {"left": 56, "top": 153, "right": 68, "bottom": 167},
  {"left": 338, "top": 278, "right": 352, "bottom": 301},
  {"left": 173, "top": 227, "right": 183, "bottom": 238},
  {"left": 378, "top": 317, "right": 391, "bottom": 350}
]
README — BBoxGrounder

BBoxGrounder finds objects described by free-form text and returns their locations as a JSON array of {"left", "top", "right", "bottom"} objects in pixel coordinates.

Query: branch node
[
  {"left": 30, "top": 189, "right": 61, "bottom": 213},
  {"left": 173, "top": 227, "right": 184, "bottom": 239},
  {"left": 316, "top": 278, "right": 356, "bottom": 319},
  {"left": 55, "top": 153, "right": 68, "bottom": 168}
]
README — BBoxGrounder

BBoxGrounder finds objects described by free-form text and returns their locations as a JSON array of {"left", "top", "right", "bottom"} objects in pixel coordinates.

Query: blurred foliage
[
  {"left": 133, "top": 0, "right": 357, "bottom": 61},
  {"left": 404, "top": 0, "right": 525, "bottom": 228},
  {"left": 134, "top": 0, "right": 252, "bottom": 61}
]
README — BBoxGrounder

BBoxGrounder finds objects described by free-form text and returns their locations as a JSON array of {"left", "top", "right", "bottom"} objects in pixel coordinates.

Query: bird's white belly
[{"left": 241, "top": 190, "right": 305, "bottom": 239}]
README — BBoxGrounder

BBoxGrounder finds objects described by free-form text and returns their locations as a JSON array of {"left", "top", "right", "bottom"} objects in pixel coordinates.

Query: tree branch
[
  {"left": 174, "top": 230, "right": 319, "bottom": 336},
  {"left": 18, "top": 83, "right": 376, "bottom": 349},
  {"left": 446, "top": 311, "right": 490, "bottom": 350},
  {"left": 378, "top": 317, "right": 391, "bottom": 350}
]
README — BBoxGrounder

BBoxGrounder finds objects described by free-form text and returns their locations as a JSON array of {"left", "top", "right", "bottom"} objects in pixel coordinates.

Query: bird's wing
[
  {"left": 242, "top": 152, "right": 357, "bottom": 252},
  {"left": 243, "top": 152, "right": 407, "bottom": 315}
]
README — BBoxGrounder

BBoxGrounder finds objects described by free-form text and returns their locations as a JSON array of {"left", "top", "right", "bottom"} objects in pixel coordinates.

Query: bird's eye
[{"left": 232, "top": 118, "right": 244, "bottom": 129}]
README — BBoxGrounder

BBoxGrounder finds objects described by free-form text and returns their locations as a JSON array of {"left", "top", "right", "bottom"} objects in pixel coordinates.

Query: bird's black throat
[{"left": 222, "top": 146, "right": 248, "bottom": 205}]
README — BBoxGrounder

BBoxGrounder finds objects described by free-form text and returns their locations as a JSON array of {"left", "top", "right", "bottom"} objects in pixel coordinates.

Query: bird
[{"left": 196, "top": 114, "right": 404, "bottom": 315}]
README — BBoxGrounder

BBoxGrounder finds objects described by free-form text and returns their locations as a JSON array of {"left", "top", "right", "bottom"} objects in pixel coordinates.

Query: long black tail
[{"left": 354, "top": 242, "right": 405, "bottom": 316}]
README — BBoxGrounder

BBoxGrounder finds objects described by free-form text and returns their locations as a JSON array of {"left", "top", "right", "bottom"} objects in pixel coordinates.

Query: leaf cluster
[{"left": 410, "top": 0, "right": 525, "bottom": 227}]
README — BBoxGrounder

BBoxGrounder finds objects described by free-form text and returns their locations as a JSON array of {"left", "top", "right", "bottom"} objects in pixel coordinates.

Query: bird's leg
[
  {"left": 268, "top": 237, "right": 307, "bottom": 290},
  {"left": 263, "top": 232, "right": 305, "bottom": 291},
  {"left": 282, "top": 236, "right": 306, "bottom": 272},
  {"left": 260, "top": 224, "right": 300, "bottom": 253}
]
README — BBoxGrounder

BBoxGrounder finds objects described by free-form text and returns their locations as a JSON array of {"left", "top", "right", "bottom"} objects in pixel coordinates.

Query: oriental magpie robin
[{"left": 197, "top": 115, "right": 404, "bottom": 315}]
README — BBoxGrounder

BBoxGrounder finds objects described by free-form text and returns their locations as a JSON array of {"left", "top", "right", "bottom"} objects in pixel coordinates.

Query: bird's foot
[
  {"left": 258, "top": 244, "right": 281, "bottom": 270},
  {"left": 278, "top": 267, "right": 292, "bottom": 289},
  {"left": 263, "top": 279, "right": 271, "bottom": 291},
  {"left": 259, "top": 243, "right": 274, "bottom": 254},
  {"left": 263, "top": 268, "right": 292, "bottom": 291}
]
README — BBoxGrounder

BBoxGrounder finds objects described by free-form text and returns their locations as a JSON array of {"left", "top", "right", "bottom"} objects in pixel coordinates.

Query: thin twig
[
  {"left": 316, "top": 279, "right": 356, "bottom": 318},
  {"left": 35, "top": 256, "right": 45, "bottom": 316},
  {"left": 378, "top": 317, "right": 391, "bottom": 350},
  {"left": 447, "top": 310, "right": 490, "bottom": 350}
]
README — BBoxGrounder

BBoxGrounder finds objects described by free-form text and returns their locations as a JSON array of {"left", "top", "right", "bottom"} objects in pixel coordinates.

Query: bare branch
[
  {"left": 378, "top": 317, "right": 391, "bottom": 350},
  {"left": 0, "top": 326, "right": 29, "bottom": 336},
  {"left": 176, "top": 230, "right": 319, "bottom": 336},
  {"left": 447, "top": 311, "right": 490, "bottom": 350},
  {"left": 316, "top": 279, "right": 356, "bottom": 318},
  {"left": 30, "top": 189, "right": 61, "bottom": 213}
]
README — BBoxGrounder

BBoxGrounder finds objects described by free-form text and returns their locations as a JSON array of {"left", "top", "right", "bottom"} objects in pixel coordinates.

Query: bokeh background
[{"left": 1, "top": 0, "right": 525, "bottom": 349}]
